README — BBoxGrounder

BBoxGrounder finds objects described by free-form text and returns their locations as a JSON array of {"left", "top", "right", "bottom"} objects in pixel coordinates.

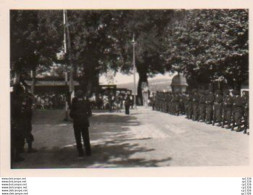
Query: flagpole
[{"left": 132, "top": 34, "right": 137, "bottom": 109}]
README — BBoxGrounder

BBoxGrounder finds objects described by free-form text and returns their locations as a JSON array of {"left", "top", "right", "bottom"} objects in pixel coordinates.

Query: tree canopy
[
  {"left": 11, "top": 9, "right": 248, "bottom": 94},
  {"left": 163, "top": 9, "right": 248, "bottom": 89}
]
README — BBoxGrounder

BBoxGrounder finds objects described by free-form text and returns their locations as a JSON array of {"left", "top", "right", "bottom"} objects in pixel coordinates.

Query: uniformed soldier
[
  {"left": 205, "top": 90, "right": 214, "bottom": 124},
  {"left": 241, "top": 91, "right": 249, "bottom": 134},
  {"left": 232, "top": 90, "right": 243, "bottom": 132},
  {"left": 180, "top": 92, "right": 186, "bottom": 115},
  {"left": 213, "top": 90, "right": 223, "bottom": 126},
  {"left": 192, "top": 90, "right": 199, "bottom": 121},
  {"left": 154, "top": 92, "right": 159, "bottom": 111},
  {"left": 70, "top": 90, "right": 92, "bottom": 157},
  {"left": 21, "top": 91, "right": 36, "bottom": 153},
  {"left": 198, "top": 90, "right": 206, "bottom": 122},
  {"left": 187, "top": 90, "right": 193, "bottom": 119},
  {"left": 222, "top": 90, "right": 233, "bottom": 128},
  {"left": 184, "top": 92, "right": 190, "bottom": 118},
  {"left": 170, "top": 92, "right": 175, "bottom": 114},
  {"left": 173, "top": 92, "right": 180, "bottom": 116},
  {"left": 161, "top": 92, "right": 166, "bottom": 113},
  {"left": 11, "top": 84, "right": 26, "bottom": 163},
  {"left": 167, "top": 92, "right": 173, "bottom": 114}
]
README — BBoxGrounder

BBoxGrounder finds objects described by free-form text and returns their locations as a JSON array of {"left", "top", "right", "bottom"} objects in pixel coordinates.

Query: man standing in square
[{"left": 70, "top": 90, "right": 92, "bottom": 157}]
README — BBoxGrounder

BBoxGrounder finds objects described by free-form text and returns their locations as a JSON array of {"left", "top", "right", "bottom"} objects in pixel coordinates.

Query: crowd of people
[
  {"left": 152, "top": 89, "right": 249, "bottom": 134},
  {"left": 90, "top": 94, "right": 134, "bottom": 112},
  {"left": 34, "top": 93, "right": 66, "bottom": 109}
]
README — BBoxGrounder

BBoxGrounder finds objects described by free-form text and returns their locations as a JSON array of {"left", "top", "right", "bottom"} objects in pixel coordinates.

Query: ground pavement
[{"left": 13, "top": 107, "right": 249, "bottom": 168}]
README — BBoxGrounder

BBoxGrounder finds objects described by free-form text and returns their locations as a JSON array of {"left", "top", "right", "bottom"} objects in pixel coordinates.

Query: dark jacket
[{"left": 70, "top": 97, "right": 92, "bottom": 126}]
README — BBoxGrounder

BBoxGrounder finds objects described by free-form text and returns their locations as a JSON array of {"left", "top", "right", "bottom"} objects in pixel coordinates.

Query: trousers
[{"left": 73, "top": 123, "right": 91, "bottom": 155}]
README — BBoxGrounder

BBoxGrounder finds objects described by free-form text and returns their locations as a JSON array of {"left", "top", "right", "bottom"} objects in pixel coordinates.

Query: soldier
[
  {"left": 163, "top": 92, "right": 167, "bottom": 113},
  {"left": 70, "top": 90, "right": 92, "bottom": 157},
  {"left": 241, "top": 91, "right": 249, "bottom": 134},
  {"left": 192, "top": 90, "right": 199, "bottom": 121},
  {"left": 205, "top": 90, "right": 214, "bottom": 124},
  {"left": 11, "top": 84, "right": 26, "bottom": 163},
  {"left": 21, "top": 91, "right": 36, "bottom": 153},
  {"left": 232, "top": 90, "right": 243, "bottom": 132},
  {"left": 154, "top": 92, "right": 158, "bottom": 111},
  {"left": 213, "top": 90, "right": 223, "bottom": 126},
  {"left": 198, "top": 90, "right": 206, "bottom": 122},
  {"left": 157, "top": 92, "right": 161, "bottom": 111},
  {"left": 167, "top": 92, "right": 172, "bottom": 114},
  {"left": 187, "top": 90, "right": 193, "bottom": 119},
  {"left": 170, "top": 93, "right": 175, "bottom": 114},
  {"left": 222, "top": 90, "right": 233, "bottom": 128},
  {"left": 180, "top": 92, "right": 186, "bottom": 115},
  {"left": 173, "top": 92, "right": 180, "bottom": 116},
  {"left": 184, "top": 92, "right": 189, "bottom": 118}
]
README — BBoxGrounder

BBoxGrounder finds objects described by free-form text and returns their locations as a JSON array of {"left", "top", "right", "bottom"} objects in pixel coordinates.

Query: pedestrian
[
  {"left": 70, "top": 90, "right": 92, "bottom": 157},
  {"left": 125, "top": 95, "right": 131, "bottom": 115}
]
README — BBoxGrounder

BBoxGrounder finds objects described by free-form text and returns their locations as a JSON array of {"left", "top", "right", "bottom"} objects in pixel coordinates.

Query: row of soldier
[{"left": 153, "top": 89, "right": 249, "bottom": 134}]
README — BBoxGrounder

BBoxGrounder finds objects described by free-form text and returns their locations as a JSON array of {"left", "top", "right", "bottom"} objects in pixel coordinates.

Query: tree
[
  {"left": 107, "top": 10, "right": 174, "bottom": 104},
  {"left": 10, "top": 10, "right": 63, "bottom": 82},
  {"left": 163, "top": 9, "right": 248, "bottom": 89}
]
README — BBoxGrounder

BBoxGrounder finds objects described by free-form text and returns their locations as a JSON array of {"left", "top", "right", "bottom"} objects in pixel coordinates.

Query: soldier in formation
[
  {"left": 222, "top": 90, "right": 233, "bottom": 128},
  {"left": 153, "top": 88, "right": 249, "bottom": 134},
  {"left": 213, "top": 90, "right": 223, "bottom": 126}
]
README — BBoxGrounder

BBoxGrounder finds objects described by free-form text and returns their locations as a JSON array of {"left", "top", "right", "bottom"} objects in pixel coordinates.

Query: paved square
[{"left": 13, "top": 107, "right": 249, "bottom": 168}]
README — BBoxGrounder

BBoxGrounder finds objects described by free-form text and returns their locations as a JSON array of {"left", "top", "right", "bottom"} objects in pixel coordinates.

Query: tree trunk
[
  {"left": 137, "top": 70, "right": 148, "bottom": 106},
  {"left": 80, "top": 63, "right": 99, "bottom": 97}
]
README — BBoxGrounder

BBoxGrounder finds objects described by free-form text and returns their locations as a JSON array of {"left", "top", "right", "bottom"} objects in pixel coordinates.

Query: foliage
[
  {"left": 11, "top": 9, "right": 248, "bottom": 92},
  {"left": 163, "top": 9, "right": 248, "bottom": 88},
  {"left": 11, "top": 10, "right": 63, "bottom": 74}
]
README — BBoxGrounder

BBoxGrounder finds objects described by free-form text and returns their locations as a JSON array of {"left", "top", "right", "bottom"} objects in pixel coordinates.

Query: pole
[
  {"left": 132, "top": 34, "right": 137, "bottom": 109},
  {"left": 65, "top": 10, "right": 74, "bottom": 94},
  {"left": 63, "top": 10, "right": 74, "bottom": 121}
]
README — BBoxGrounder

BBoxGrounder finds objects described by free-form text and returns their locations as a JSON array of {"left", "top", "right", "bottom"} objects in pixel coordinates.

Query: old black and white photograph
[{"left": 10, "top": 9, "right": 249, "bottom": 169}]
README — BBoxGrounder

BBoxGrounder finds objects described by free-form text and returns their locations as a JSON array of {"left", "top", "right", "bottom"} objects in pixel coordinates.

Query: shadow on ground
[{"left": 13, "top": 110, "right": 172, "bottom": 169}]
